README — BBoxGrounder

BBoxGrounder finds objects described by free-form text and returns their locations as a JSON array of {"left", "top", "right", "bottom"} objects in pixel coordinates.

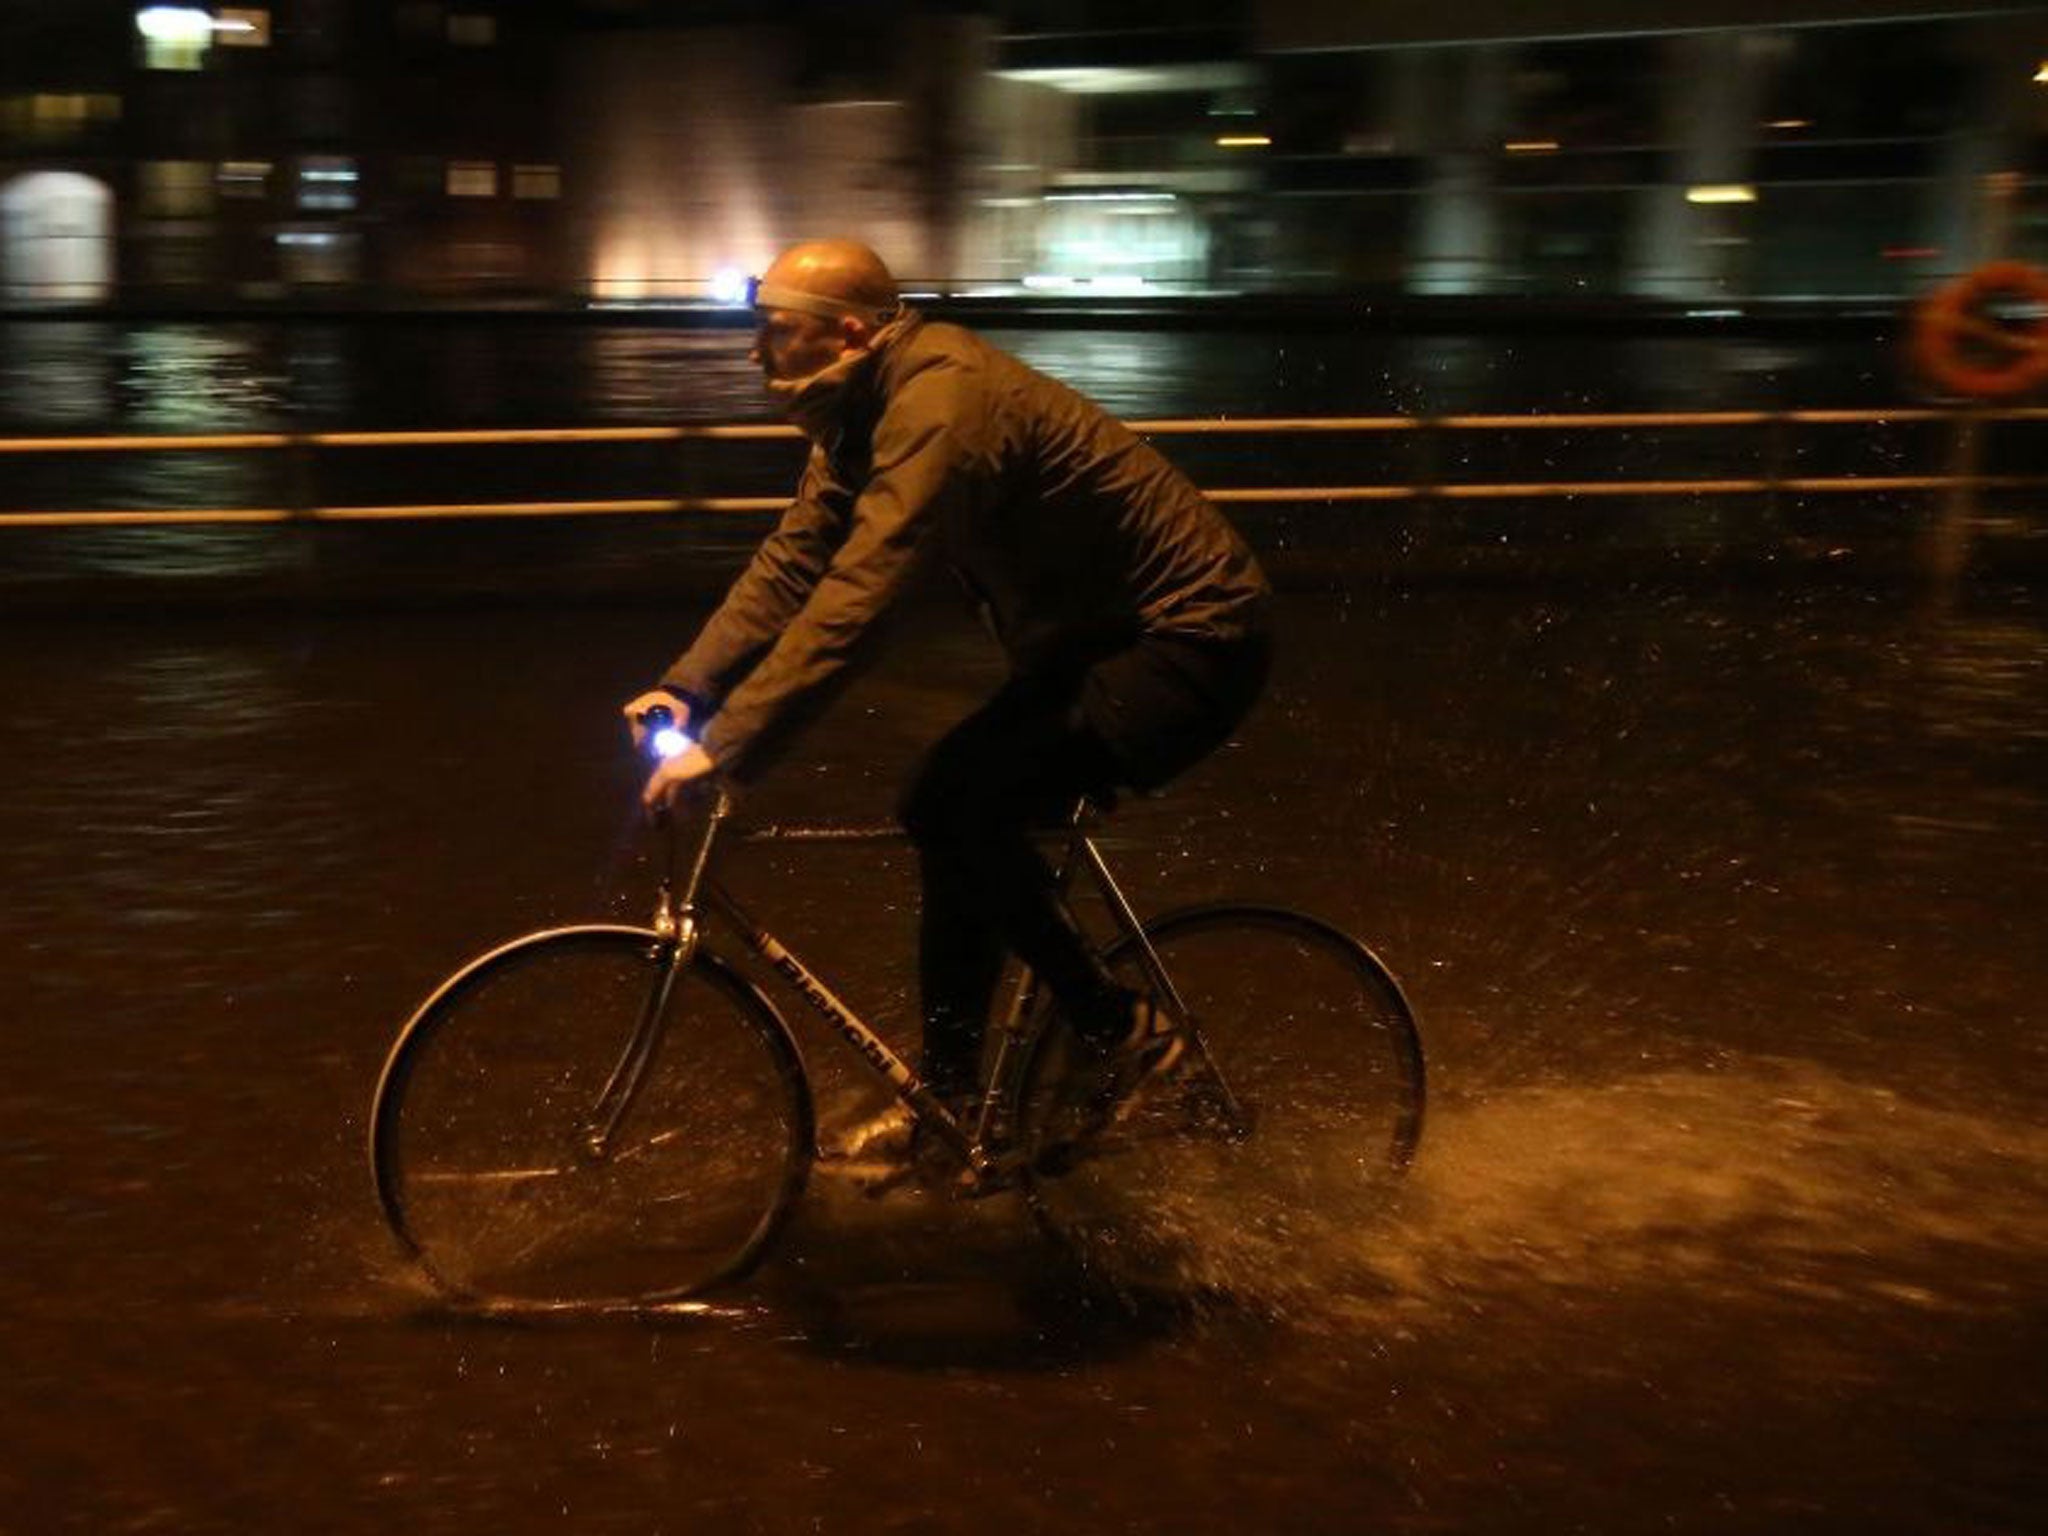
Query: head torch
[{"left": 746, "top": 275, "right": 900, "bottom": 326}]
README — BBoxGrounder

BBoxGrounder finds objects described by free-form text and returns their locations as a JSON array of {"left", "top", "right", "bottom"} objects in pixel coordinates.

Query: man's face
[{"left": 751, "top": 308, "right": 846, "bottom": 384}]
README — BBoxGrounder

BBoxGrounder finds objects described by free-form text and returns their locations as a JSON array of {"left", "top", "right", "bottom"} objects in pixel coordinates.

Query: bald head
[
  {"left": 749, "top": 240, "right": 903, "bottom": 385},
  {"left": 756, "top": 240, "right": 899, "bottom": 323}
]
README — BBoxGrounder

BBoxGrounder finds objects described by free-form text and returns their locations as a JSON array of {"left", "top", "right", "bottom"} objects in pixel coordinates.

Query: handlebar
[{"left": 639, "top": 702, "right": 693, "bottom": 763}]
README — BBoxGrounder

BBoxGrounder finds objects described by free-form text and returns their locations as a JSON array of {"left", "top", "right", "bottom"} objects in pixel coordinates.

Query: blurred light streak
[{"left": 1686, "top": 184, "right": 1757, "bottom": 204}]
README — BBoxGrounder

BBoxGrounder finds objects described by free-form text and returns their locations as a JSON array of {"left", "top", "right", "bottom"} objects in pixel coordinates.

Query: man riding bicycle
[{"left": 624, "top": 239, "right": 1270, "bottom": 1174}]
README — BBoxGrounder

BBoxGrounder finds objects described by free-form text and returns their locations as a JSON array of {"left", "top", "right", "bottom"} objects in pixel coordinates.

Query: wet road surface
[{"left": 2, "top": 579, "right": 2045, "bottom": 1532}]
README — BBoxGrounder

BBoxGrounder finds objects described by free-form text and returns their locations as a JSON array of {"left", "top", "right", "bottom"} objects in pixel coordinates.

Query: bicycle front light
[{"left": 641, "top": 702, "right": 692, "bottom": 761}]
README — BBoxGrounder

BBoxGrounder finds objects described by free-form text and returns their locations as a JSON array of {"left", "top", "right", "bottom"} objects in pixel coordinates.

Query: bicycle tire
[
  {"left": 1012, "top": 903, "right": 1425, "bottom": 1295},
  {"left": 370, "top": 925, "right": 813, "bottom": 1308}
]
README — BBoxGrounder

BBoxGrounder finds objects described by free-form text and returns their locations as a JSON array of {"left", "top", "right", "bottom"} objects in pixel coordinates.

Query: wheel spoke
[
  {"left": 1015, "top": 906, "right": 1424, "bottom": 1296},
  {"left": 371, "top": 928, "right": 812, "bottom": 1307}
]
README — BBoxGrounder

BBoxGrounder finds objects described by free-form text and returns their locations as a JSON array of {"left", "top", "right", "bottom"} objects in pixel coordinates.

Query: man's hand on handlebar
[
  {"left": 622, "top": 690, "right": 719, "bottom": 818},
  {"left": 621, "top": 689, "right": 691, "bottom": 753},
  {"left": 641, "top": 740, "right": 718, "bottom": 817}
]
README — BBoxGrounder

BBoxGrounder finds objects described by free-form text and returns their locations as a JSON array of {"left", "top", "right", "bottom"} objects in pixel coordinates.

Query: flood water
[{"left": 2, "top": 577, "right": 2044, "bottom": 1531}]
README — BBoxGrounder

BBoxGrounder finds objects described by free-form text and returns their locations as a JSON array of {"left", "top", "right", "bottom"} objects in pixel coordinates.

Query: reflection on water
[
  {"left": 115, "top": 326, "right": 289, "bottom": 431},
  {"left": 0, "top": 320, "right": 123, "bottom": 428},
  {"left": 0, "top": 316, "right": 1900, "bottom": 435}
]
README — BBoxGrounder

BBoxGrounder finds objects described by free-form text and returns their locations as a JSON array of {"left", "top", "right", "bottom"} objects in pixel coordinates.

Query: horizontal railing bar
[
  {"left": 1437, "top": 479, "right": 1771, "bottom": 497},
  {"left": 0, "top": 405, "right": 2035, "bottom": 457},
  {"left": 309, "top": 424, "right": 802, "bottom": 446},
  {"left": 1779, "top": 409, "right": 1948, "bottom": 424},
  {"left": 10, "top": 476, "right": 2042, "bottom": 527},
  {"left": 1130, "top": 416, "right": 1418, "bottom": 433},
  {"left": 0, "top": 433, "right": 295, "bottom": 453},
  {"left": 310, "top": 427, "right": 684, "bottom": 447},
  {"left": 313, "top": 497, "right": 784, "bottom": 520},
  {"left": 0, "top": 508, "right": 297, "bottom": 525},
  {"left": 1432, "top": 411, "right": 1773, "bottom": 429},
  {"left": 1210, "top": 486, "right": 1420, "bottom": 502}
]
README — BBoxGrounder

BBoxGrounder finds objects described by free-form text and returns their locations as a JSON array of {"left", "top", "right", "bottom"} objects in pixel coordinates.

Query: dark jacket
[{"left": 664, "top": 312, "right": 1270, "bottom": 779}]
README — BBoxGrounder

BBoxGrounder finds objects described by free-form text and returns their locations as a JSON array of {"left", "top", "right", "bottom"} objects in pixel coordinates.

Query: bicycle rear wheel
[
  {"left": 371, "top": 925, "right": 812, "bottom": 1308},
  {"left": 1014, "top": 904, "right": 1424, "bottom": 1295}
]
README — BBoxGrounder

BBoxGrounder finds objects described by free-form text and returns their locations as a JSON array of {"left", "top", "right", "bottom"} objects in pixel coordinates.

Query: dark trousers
[{"left": 897, "top": 630, "right": 1270, "bottom": 1101}]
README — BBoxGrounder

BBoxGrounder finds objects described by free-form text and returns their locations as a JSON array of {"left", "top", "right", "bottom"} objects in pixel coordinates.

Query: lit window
[
  {"left": 446, "top": 160, "right": 497, "bottom": 197},
  {"left": 511, "top": 164, "right": 559, "bottom": 200},
  {"left": 275, "top": 227, "right": 360, "bottom": 286},
  {"left": 395, "top": 2, "right": 442, "bottom": 39},
  {"left": 139, "top": 160, "right": 215, "bottom": 217},
  {"left": 3, "top": 94, "right": 121, "bottom": 145},
  {"left": 218, "top": 160, "right": 273, "bottom": 199},
  {"left": 297, "top": 155, "right": 357, "bottom": 210},
  {"left": 136, "top": 6, "right": 212, "bottom": 70},
  {"left": 447, "top": 12, "right": 496, "bottom": 46},
  {"left": 215, "top": 8, "right": 270, "bottom": 46}
]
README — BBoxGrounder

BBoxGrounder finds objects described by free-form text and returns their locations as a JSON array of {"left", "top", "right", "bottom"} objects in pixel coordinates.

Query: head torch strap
[{"left": 750, "top": 279, "right": 898, "bottom": 325}]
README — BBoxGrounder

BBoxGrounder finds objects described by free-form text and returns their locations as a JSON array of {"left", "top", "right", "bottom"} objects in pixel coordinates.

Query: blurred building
[
  {"left": 1, "top": 0, "right": 2045, "bottom": 307},
  {"left": 0, "top": 2, "right": 568, "bottom": 304}
]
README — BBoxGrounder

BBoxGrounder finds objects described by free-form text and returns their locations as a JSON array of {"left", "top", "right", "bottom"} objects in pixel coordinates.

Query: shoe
[
  {"left": 818, "top": 1096, "right": 975, "bottom": 1197},
  {"left": 1071, "top": 995, "right": 1186, "bottom": 1135},
  {"left": 819, "top": 1101, "right": 917, "bottom": 1163}
]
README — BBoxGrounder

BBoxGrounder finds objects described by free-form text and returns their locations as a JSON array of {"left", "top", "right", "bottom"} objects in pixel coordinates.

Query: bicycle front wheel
[
  {"left": 1014, "top": 904, "right": 1425, "bottom": 1295},
  {"left": 371, "top": 926, "right": 812, "bottom": 1308}
]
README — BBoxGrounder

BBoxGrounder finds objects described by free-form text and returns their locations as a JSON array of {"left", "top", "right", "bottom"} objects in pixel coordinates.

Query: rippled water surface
[
  {"left": 0, "top": 317, "right": 1899, "bottom": 433},
  {"left": 2, "top": 582, "right": 2042, "bottom": 1532}
]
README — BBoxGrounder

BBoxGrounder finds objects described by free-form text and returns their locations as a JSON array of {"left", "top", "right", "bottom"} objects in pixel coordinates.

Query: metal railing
[{"left": 0, "top": 407, "right": 2043, "bottom": 527}]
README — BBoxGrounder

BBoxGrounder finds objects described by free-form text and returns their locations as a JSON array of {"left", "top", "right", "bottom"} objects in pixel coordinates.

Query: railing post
[
  {"left": 1412, "top": 413, "right": 1440, "bottom": 512},
  {"left": 1928, "top": 408, "right": 1981, "bottom": 602},
  {"left": 674, "top": 426, "right": 701, "bottom": 519},
  {"left": 281, "top": 426, "right": 323, "bottom": 606},
  {"left": 1761, "top": 410, "right": 1787, "bottom": 531},
  {"left": 285, "top": 428, "right": 318, "bottom": 518}
]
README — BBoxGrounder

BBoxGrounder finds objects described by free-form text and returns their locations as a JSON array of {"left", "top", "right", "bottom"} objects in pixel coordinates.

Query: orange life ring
[{"left": 1909, "top": 260, "right": 2048, "bottom": 400}]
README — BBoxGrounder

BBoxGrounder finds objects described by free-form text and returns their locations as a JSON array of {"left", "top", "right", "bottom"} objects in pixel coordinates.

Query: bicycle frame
[{"left": 640, "top": 790, "right": 1206, "bottom": 1187}]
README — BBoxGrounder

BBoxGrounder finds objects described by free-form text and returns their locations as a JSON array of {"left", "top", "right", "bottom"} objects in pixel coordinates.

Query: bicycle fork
[{"left": 577, "top": 790, "right": 726, "bottom": 1161}]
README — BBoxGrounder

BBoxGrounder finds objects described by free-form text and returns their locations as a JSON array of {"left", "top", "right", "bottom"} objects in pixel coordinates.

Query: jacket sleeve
[
  {"left": 696, "top": 365, "right": 981, "bottom": 780},
  {"left": 660, "top": 447, "right": 849, "bottom": 707}
]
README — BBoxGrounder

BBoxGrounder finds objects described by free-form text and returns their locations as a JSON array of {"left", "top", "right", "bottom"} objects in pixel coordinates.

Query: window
[
  {"left": 217, "top": 161, "right": 273, "bottom": 199},
  {"left": 1, "top": 94, "right": 122, "bottom": 147},
  {"left": 446, "top": 160, "right": 497, "bottom": 197},
  {"left": 297, "top": 156, "right": 358, "bottom": 210},
  {"left": 395, "top": 2, "right": 442, "bottom": 39},
  {"left": 139, "top": 161, "right": 214, "bottom": 217},
  {"left": 288, "top": 75, "right": 350, "bottom": 137},
  {"left": 136, "top": 6, "right": 212, "bottom": 70},
  {"left": 511, "top": 164, "right": 560, "bottom": 200},
  {"left": 216, "top": 8, "right": 270, "bottom": 46}
]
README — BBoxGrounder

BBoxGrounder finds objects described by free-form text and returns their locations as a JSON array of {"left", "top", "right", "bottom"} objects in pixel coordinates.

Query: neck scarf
[{"left": 763, "top": 313, "right": 913, "bottom": 442}]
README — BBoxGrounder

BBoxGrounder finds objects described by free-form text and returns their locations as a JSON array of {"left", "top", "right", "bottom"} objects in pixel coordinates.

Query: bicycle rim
[
  {"left": 371, "top": 926, "right": 812, "bottom": 1308},
  {"left": 1015, "top": 904, "right": 1425, "bottom": 1297}
]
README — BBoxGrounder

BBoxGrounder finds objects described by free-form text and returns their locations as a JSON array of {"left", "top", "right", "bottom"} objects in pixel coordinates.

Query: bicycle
[{"left": 369, "top": 745, "right": 1426, "bottom": 1309}]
